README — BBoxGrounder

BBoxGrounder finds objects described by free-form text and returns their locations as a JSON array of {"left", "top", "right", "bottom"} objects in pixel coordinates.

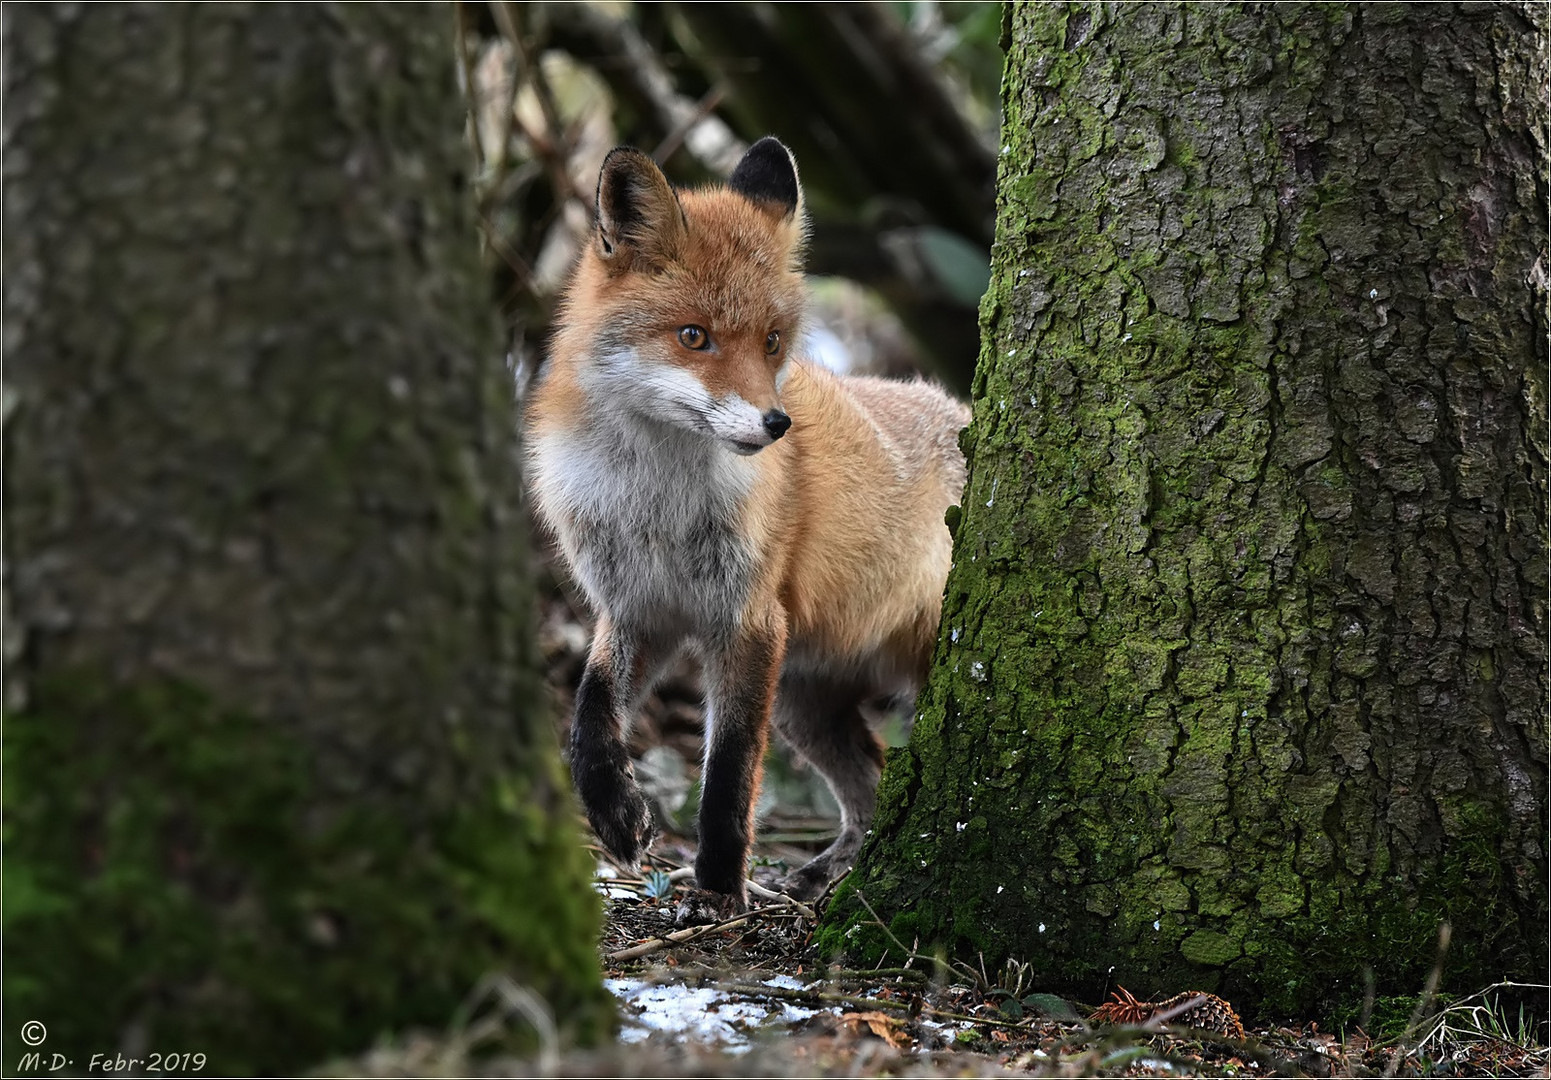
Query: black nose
[{"left": 762, "top": 409, "right": 791, "bottom": 440}]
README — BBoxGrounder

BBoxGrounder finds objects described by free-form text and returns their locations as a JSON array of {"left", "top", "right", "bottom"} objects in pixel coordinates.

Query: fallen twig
[
  {"left": 716, "top": 980, "right": 916, "bottom": 1014},
  {"left": 823, "top": 967, "right": 930, "bottom": 986},
  {"left": 715, "top": 980, "right": 1041, "bottom": 1033},
  {"left": 852, "top": 887, "right": 981, "bottom": 987},
  {"left": 606, "top": 914, "right": 754, "bottom": 963},
  {"left": 605, "top": 904, "right": 802, "bottom": 963},
  {"left": 745, "top": 879, "right": 817, "bottom": 919},
  {"left": 647, "top": 865, "right": 816, "bottom": 919}
]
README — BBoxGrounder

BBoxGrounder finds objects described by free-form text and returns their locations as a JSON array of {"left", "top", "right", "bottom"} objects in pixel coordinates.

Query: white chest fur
[{"left": 529, "top": 414, "right": 758, "bottom": 636}]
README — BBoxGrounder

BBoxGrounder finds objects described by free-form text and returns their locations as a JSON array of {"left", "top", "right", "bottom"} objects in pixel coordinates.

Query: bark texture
[
  {"left": 3, "top": 5, "right": 608, "bottom": 1072},
  {"left": 820, "top": 3, "right": 1547, "bottom": 1019}
]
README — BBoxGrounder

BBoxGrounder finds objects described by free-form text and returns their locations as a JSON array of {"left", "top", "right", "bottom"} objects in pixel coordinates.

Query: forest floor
[{"left": 323, "top": 576, "right": 1547, "bottom": 1078}]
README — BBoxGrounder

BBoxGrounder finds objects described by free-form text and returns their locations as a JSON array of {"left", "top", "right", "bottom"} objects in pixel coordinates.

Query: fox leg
[
  {"left": 569, "top": 617, "right": 680, "bottom": 869},
  {"left": 676, "top": 613, "right": 787, "bottom": 925},
  {"left": 771, "top": 671, "right": 886, "bottom": 900}
]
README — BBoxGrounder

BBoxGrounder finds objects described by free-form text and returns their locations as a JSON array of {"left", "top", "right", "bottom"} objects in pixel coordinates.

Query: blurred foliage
[
  {"left": 893, "top": 1, "right": 1007, "bottom": 135},
  {"left": 456, "top": 1, "right": 1003, "bottom": 393}
]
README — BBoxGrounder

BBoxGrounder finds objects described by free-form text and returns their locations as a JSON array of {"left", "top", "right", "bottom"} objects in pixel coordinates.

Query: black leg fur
[
  {"left": 771, "top": 672, "right": 886, "bottom": 900},
  {"left": 569, "top": 659, "right": 655, "bottom": 866},
  {"left": 676, "top": 625, "right": 785, "bottom": 925}
]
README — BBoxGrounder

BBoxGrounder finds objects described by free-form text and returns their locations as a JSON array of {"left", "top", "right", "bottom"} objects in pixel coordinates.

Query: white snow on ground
[
  {"left": 605, "top": 975, "right": 820, "bottom": 1054},
  {"left": 591, "top": 862, "right": 640, "bottom": 901}
]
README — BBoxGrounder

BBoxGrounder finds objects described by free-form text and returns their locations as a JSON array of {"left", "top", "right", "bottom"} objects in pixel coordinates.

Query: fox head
[{"left": 560, "top": 137, "right": 809, "bottom": 455}]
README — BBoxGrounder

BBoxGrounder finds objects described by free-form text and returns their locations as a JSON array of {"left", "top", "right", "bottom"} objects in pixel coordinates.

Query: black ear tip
[
  {"left": 728, "top": 136, "right": 800, "bottom": 215},
  {"left": 597, "top": 146, "right": 652, "bottom": 190},
  {"left": 747, "top": 135, "right": 791, "bottom": 157}
]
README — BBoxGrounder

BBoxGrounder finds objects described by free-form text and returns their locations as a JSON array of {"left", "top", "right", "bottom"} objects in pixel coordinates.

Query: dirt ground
[
  {"left": 519, "top": 572, "right": 1547, "bottom": 1078},
  {"left": 583, "top": 841, "right": 1545, "bottom": 1079}
]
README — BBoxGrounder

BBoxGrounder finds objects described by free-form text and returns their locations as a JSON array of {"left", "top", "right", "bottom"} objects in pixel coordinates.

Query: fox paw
[
  {"left": 780, "top": 859, "right": 835, "bottom": 902},
  {"left": 673, "top": 887, "right": 746, "bottom": 928},
  {"left": 584, "top": 779, "right": 657, "bottom": 869},
  {"left": 570, "top": 735, "right": 657, "bottom": 867}
]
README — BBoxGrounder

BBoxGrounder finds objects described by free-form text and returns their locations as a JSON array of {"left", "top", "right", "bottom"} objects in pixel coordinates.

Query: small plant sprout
[{"left": 643, "top": 868, "right": 674, "bottom": 900}]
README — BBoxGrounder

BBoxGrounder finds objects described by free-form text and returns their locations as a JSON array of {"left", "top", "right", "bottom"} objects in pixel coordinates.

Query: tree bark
[
  {"left": 3, "top": 5, "right": 609, "bottom": 1072},
  {"left": 820, "top": 2, "right": 1547, "bottom": 1020}
]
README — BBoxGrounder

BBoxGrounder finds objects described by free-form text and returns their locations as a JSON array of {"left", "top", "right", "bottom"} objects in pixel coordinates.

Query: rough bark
[
  {"left": 3, "top": 5, "right": 609, "bottom": 1072},
  {"left": 820, "top": 3, "right": 1547, "bottom": 1020}
]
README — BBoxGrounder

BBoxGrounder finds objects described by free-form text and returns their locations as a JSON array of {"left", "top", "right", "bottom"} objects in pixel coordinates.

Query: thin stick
[
  {"left": 713, "top": 981, "right": 1036, "bottom": 1032},
  {"left": 491, "top": 0, "right": 584, "bottom": 206},
  {"left": 1383, "top": 921, "right": 1451, "bottom": 1079},
  {"left": 716, "top": 981, "right": 916, "bottom": 1014},
  {"left": 853, "top": 888, "right": 979, "bottom": 986},
  {"left": 745, "top": 879, "right": 817, "bottom": 919},
  {"left": 649, "top": 866, "right": 815, "bottom": 918},
  {"left": 606, "top": 914, "right": 755, "bottom": 963},
  {"left": 651, "top": 83, "right": 728, "bottom": 166},
  {"left": 605, "top": 904, "right": 800, "bottom": 963}
]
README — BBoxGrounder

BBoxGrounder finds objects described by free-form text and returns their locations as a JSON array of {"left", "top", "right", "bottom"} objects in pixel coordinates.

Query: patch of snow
[
  {"left": 761, "top": 974, "right": 805, "bottom": 990},
  {"left": 605, "top": 977, "right": 821, "bottom": 1054},
  {"left": 917, "top": 1015, "right": 977, "bottom": 1049}
]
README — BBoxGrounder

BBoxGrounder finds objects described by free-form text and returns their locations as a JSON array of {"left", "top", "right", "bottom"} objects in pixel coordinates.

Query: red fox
[{"left": 526, "top": 137, "right": 968, "bottom": 921}]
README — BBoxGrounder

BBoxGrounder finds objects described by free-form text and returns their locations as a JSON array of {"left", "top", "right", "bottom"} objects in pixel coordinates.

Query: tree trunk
[
  {"left": 3, "top": 5, "right": 609, "bottom": 1072},
  {"left": 820, "top": 2, "right": 1547, "bottom": 1020}
]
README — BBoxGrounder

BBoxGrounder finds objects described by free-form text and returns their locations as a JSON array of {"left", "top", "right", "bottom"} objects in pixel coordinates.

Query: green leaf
[
  {"left": 1023, "top": 993, "right": 1079, "bottom": 1021},
  {"left": 913, "top": 226, "right": 992, "bottom": 305}
]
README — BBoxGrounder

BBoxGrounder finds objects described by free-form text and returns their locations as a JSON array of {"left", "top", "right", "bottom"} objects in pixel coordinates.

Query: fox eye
[
  {"left": 765, "top": 330, "right": 781, "bottom": 356},
  {"left": 678, "top": 325, "right": 710, "bottom": 350}
]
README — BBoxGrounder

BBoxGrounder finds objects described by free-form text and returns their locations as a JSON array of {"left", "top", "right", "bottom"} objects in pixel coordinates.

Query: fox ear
[
  {"left": 728, "top": 137, "right": 802, "bottom": 220},
  {"left": 595, "top": 147, "right": 686, "bottom": 269}
]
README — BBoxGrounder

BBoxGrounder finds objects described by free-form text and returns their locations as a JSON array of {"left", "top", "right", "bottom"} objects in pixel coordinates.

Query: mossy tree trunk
[
  {"left": 3, "top": 5, "right": 608, "bottom": 1073},
  {"left": 823, "top": 2, "right": 1547, "bottom": 1020}
]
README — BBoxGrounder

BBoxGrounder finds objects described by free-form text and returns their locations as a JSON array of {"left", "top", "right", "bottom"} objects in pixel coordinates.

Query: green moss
[
  {"left": 1180, "top": 931, "right": 1241, "bottom": 966},
  {"left": 1330, "top": 995, "right": 1441, "bottom": 1041},
  {"left": 4, "top": 674, "right": 611, "bottom": 1074}
]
